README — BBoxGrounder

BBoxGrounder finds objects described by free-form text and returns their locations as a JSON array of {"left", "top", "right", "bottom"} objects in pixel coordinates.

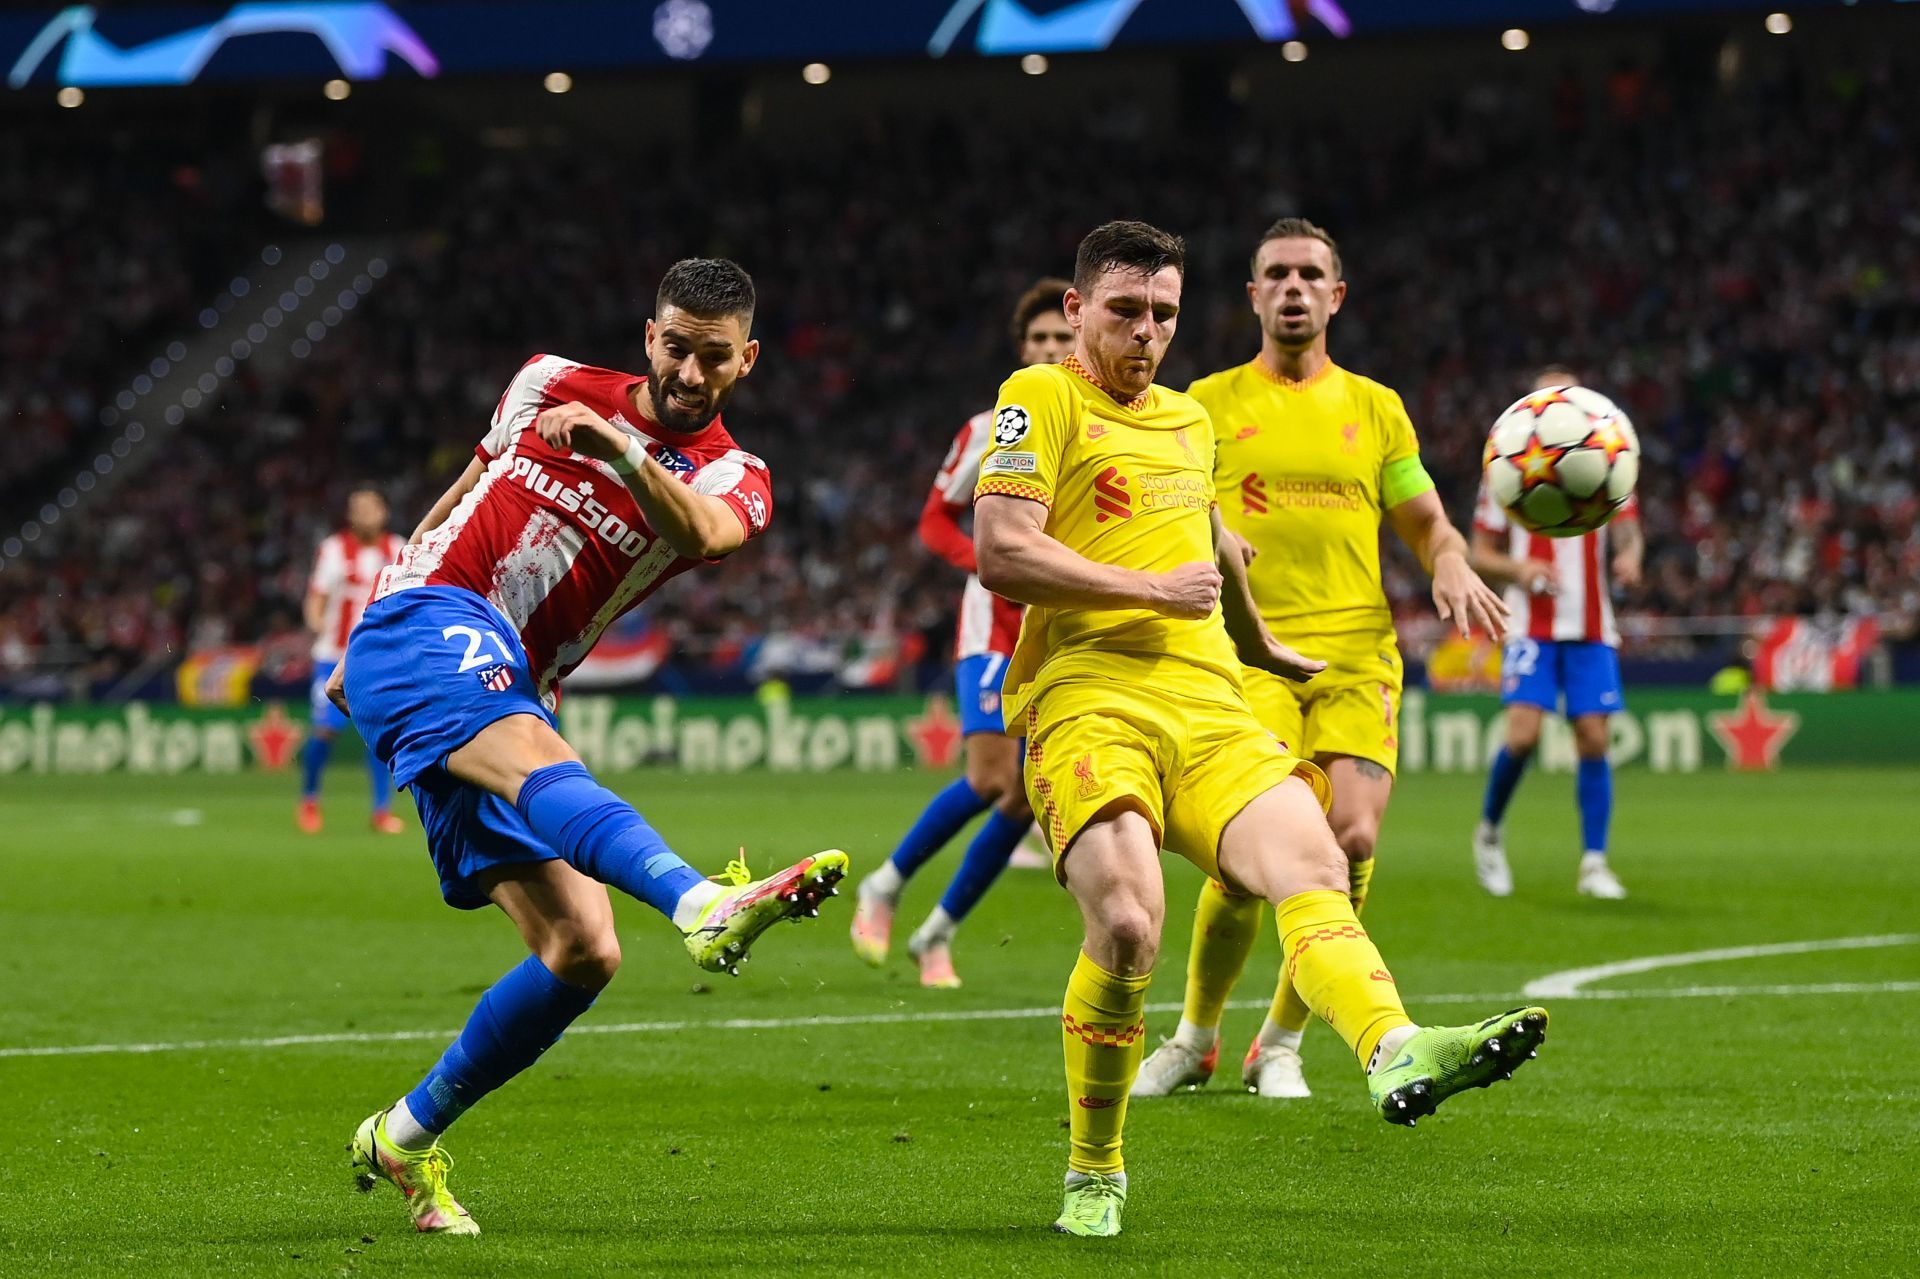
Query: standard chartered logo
[{"left": 1266, "top": 475, "right": 1367, "bottom": 511}]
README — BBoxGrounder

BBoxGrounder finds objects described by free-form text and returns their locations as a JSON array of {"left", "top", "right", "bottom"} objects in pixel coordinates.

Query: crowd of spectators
[{"left": 3, "top": 46, "right": 1915, "bottom": 697}]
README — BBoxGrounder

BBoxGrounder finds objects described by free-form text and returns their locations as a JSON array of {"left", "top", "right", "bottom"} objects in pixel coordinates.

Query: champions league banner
[{"left": 3, "top": 1, "right": 1861, "bottom": 89}]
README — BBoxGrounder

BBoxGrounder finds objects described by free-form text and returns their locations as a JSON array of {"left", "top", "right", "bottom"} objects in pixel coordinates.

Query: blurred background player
[
  {"left": 1470, "top": 367, "right": 1645, "bottom": 900},
  {"left": 299, "top": 487, "right": 404, "bottom": 835},
  {"left": 1134, "top": 218, "right": 1507, "bottom": 1101},
  {"left": 850, "top": 278, "right": 1073, "bottom": 988},
  {"left": 975, "top": 220, "right": 1545, "bottom": 1237}
]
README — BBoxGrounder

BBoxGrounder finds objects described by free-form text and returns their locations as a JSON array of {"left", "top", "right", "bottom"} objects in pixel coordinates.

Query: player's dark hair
[
  {"left": 1072, "top": 221, "right": 1185, "bottom": 294},
  {"left": 1252, "top": 217, "right": 1342, "bottom": 279},
  {"left": 657, "top": 258, "right": 756, "bottom": 324},
  {"left": 1532, "top": 364, "right": 1581, "bottom": 389},
  {"left": 1010, "top": 276, "right": 1072, "bottom": 350}
]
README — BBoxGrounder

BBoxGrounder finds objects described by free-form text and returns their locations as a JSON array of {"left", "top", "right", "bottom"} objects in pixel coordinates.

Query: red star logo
[
  {"left": 1517, "top": 389, "right": 1573, "bottom": 417},
  {"left": 248, "top": 701, "right": 302, "bottom": 770},
  {"left": 904, "top": 695, "right": 964, "bottom": 768},
  {"left": 1565, "top": 490, "right": 1622, "bottom": 530},
  {"left": 1707, "top": 690, "right": 1800, "bottom": 770},
  {"left": 1584, "top": 422, "right": 1633, "bottom": 464},
  {"left": 1510, "top": 436, "right": 1566, "bottom": 489}
]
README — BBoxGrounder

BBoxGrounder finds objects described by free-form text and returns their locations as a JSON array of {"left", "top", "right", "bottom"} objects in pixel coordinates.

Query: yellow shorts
[
  {"left": 1022, "top": 674, "right": 1330, "bottom": 884},
  {"left": 1242, "top": 632, "right": 1403, "bottom": 774}
]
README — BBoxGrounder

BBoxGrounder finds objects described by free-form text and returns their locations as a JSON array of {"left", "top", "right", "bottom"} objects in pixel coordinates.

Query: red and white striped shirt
[
  {"left": 1473, "top": 484, "right": 1638, "bottom": 647},
  {"left": 309, "top": 530, "right": 401, "bottom": 662},
  {"left": 376, "top": 354, "right": 773, "bottom": 695},
  {"left": 921, "top": 410, "right": 1023, "bottom": 660}
]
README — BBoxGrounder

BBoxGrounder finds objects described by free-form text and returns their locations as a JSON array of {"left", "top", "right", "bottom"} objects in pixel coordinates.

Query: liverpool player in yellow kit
[
  {"left": 973, "top": 220, "right": 1545, "bottom": 1238},
  {"left": 1134, "top": 218, "right": 1510, "bottom": 1103}
]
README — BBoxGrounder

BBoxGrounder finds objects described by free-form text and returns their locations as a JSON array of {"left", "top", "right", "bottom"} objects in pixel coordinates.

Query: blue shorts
[
  {"left": 957, "top": 652, "right": 1011, "bottom": 737},
  {"left": 309, "top": 658, "right": 350, "bottom": 734},
  {"left": 345, "top": 586, "right": 562, "bottom": 909},
  {"left": 1501, "top": 639, "right": 1625, "bottom": 719}
]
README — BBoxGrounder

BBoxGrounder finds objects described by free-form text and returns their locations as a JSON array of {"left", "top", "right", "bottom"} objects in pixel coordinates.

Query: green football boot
[
  {"left": 681, "top": 850, "right": 849, "bottom": 974},
  {"left": 1052, "top": 1172, "right": 1127, "bottom": 1237},
  {"left": 1370, "top": 1006, "right": 1548, "bottom": 1126},
  {"left": 348, "top": 1110, "right": 479, "bottom": 1236}
]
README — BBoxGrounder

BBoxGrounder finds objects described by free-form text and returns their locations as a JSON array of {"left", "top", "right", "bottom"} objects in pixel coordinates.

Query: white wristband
[{"left": 611, "top": 437, "right": 647, "bottom": 476}]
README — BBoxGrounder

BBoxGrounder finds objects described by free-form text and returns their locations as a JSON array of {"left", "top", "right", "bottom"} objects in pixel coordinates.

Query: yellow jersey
[
  {"left": 1191, "top": 359, "right": 1432, "bottom": 637},
  {"left": 975, "top": 356, "right": 1242, "bottom": 724}
]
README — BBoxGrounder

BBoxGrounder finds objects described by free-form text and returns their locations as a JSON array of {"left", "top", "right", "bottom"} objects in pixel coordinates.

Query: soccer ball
[{"left": 1483, "top": 385, "right": 1640, "bottom": 537}]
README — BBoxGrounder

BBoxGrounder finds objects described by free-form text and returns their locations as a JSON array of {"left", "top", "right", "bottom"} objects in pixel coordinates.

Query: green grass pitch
[{"left": 1, "top": 764, "right": 1915, "bottom": 1276}]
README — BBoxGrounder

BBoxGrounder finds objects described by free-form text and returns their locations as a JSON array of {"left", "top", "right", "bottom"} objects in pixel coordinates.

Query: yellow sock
[
  {"left": 1061, "top": 950, "right": 1151, "bottom": 1175},
  {"left": 1271, "top": 857, "right": 1375, "bottom": 1034},
  {"left": 1184, "top": 879, "right": 1263, "bottom": 1033},
  {"left": 1275, "top": 888, "right": 1410, "bottom": 1067}
]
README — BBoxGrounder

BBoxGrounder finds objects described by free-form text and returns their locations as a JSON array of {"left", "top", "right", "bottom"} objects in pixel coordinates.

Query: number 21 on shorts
[{"left": 443, "top": 625, "right": 513, "bottom": 673}]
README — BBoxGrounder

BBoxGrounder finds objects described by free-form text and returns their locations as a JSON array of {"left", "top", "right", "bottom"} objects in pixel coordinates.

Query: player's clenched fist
[
  {"left": 1147, "top": 561, "right": 1223, "bottom": 619},
  {"left": 535, "top": 401, "right": 630, "bottom": 462}
]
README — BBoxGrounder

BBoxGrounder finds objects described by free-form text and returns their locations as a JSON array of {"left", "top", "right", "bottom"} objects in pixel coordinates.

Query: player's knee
[
  {"left": 1332, "top": 815, "right": 1379, "bottom": 863},
  {"left": 995, "top": 789, "right": 1033, "bottom": 823},
  {"left": 1094, "top": 897, "right": 1161, "bottom": 967},
  {"left": 970, "top": 762, "right": 1027, "bottom": 810},
  {"left": 1573, "top": 719, "right": 1610, "bottom": 758},
  {"left": 1506, "top": 728, "right": 1540, "bottom": 757},
  {"left": 1293, "top": 817, "right": 1351, "bottom": 895},
  {"left": 545, "top": 927, "right": 622, "bottom": 990}
]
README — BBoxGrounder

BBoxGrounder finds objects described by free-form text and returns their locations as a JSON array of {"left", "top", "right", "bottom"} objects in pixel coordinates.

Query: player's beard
[{"left": 649, "top": 376, "right": 725, "bottom": 434}]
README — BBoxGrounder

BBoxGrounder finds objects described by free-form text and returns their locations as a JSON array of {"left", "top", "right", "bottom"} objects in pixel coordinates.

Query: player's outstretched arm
[
  {"left": 1211, "top": 507, "right": 1326, "bottom": 683},
  {"left": 1388, "top": 489, "right": 1509, "bottom": 639},
  {"left": 536, "top": 403, "right": 745, "bottom": 560},
  {"left": 975, "top": 493, "right": 1217, "bottom": 618}
]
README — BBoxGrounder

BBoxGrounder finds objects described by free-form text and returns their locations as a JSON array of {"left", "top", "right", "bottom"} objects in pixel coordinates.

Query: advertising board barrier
[{"left": 2, "top": 688, "right": 1912, "bottom": 776}]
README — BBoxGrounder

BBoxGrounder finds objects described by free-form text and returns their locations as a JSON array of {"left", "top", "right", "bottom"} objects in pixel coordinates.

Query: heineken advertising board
[{"left": 1, "top": 689, "right": 1912, "bottom": 777}]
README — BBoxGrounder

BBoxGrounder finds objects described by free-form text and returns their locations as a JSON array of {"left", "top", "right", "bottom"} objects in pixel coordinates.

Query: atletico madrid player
[
  {"left": 850, "top": 276, "right": 1072, "bottom": 989},
  {"left": 327, "top": 259, "right": 848, "bottom": 1237},
  {"left": 1470, "top": 365, "right": 1645, "bottom": 899},
  {"left": 297, "top": 487, "right": 403, "bottom": 834}
]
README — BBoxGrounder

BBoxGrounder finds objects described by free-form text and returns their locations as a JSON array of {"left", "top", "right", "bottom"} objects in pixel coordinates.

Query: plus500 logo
[{"left": 509, "top": 457, "right": 653, "bottom": 558}]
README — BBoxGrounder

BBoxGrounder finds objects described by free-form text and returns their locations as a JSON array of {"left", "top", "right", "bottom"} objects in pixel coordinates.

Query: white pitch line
[
  {"left": 1521, "top": 934, "right": 1920, "bottom": 999},
  {"left": 3, "top": 981, "right": 1918, "bottom": 1061}
]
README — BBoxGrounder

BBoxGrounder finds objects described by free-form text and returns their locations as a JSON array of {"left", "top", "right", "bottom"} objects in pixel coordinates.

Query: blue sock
[
  {"left": 1576, "top": 756, "right": 1613, "bottom": 854},
  {"left": 1481, "top": 746, "right": 1530, "bottom": 826},
  {"left": 402, "top": 954, "right": 597, "bottom": 1134},
  {"left": 887, "top": 778, "right": 988, "bottom": 880},
  {"left": 366, "top": 747, "right": 393, "bottom": 813},
  {"left": 300, "top": 735, "right": 332, "bottom": 799},
  {"left": 938, "top": 808, "right": 1029, "bottom": 922},
  {"left": 515, "top": 761, "right": 705, "bottom": 918}
]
